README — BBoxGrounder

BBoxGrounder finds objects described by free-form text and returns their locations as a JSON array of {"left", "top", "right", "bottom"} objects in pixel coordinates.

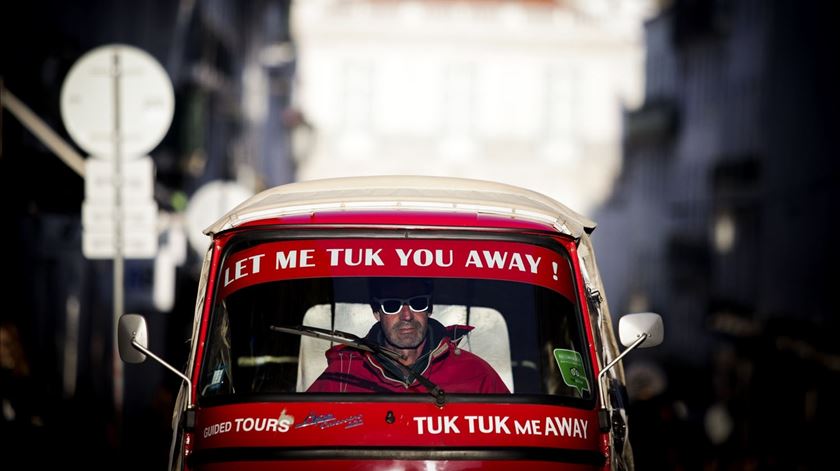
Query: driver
[{"left": 307, "top": 278, "right": 510, "bottom": 394}]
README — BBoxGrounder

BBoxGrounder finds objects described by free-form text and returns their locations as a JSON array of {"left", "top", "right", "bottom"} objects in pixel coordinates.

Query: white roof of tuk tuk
[{"left": 204, "top": 175, "right": 596, "bottom": 239}]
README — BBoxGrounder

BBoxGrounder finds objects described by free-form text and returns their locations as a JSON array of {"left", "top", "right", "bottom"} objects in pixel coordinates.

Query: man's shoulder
[
  {"left": 443, "top": 342, "right": 494, "bottom": 369},
  {"left": 436, "top": 342, "right": 510, "bottom": 393}
]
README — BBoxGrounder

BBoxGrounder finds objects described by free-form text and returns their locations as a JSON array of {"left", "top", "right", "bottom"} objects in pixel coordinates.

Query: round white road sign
[
  {"left": 185, "top": 181, "right": 254, "bottom": 254},
  {"left": 60, "top": 44, "right": 174, "bottom": 159}
]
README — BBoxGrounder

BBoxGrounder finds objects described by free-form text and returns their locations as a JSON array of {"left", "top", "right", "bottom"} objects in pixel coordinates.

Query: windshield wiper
[
  {"left": 271, "top": 325, "right": 405, "bottom": 361},
  {"left": 271, "top": 325, "right": 446, "bottom": 406}
]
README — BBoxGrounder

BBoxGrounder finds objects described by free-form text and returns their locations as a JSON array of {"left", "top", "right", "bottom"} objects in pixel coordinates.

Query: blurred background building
[
  {"left": 291, "top": 0, "right": 653, "bottom": 214},
  {"left": 1, "top": 0, "right": 296, "bottom": 468},
  {"left": 1, "top": 0, "right": 838, "bottom": 469},
  {"left": 595, "top": 0, "right": 840, "bottom": 468}
]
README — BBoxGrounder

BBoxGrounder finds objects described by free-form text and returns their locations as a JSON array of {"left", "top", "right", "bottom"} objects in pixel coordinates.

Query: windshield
[{"left": 199, "top": 234, "right": 594, "bottom": 403}]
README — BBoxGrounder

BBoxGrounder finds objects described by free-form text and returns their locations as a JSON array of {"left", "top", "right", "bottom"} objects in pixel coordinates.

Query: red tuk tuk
[{"left": 119, "top": 175, "right": 663, "bottom": 470}]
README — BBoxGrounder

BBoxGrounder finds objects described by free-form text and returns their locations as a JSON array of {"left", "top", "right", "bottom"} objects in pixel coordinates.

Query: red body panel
[
  {"left": 195, "top": 402, "right": 599, "bottom": 450},
  {"left": 189, "top": 402, "right": 604, "bottom": 470},
  {"left": 198, "top": 460, "right": 599, "bottom": 471}
]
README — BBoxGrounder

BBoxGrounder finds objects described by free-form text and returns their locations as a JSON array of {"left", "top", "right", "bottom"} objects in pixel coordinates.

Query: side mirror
[
  {"left": 598, "top": 312, "right": 664, "bottom": 432},
  {"left": 118, "top": 314, "right": 149, "bottom": 364},
  {"left": 618, "top": 312, "right": 664, "bottom": 348},
  {"left": 118, "top": 313, "right": 194, "bottom": 409}
]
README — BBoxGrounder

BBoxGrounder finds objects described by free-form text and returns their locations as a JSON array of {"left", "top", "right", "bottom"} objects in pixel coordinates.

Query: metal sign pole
[
  {"left": 60, "top": 43, "right": 174, "bottom": 423},
  {"left": 111, "top": 49, "right": 125, "bottom": 416}
]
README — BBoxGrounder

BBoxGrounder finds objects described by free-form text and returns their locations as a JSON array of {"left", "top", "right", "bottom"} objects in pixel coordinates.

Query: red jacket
[{"left": 307, "top": 319, "right": 509, "bottom": 394}]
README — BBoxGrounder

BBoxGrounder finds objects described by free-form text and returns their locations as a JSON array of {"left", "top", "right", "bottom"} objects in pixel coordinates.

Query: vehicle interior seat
[{"left": 297, "top": 303, "right": 514, "bottom": 392}]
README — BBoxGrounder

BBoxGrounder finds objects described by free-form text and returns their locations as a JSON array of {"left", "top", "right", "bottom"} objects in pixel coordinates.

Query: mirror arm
[
  {"left": 598, "top": 333, "right": 648, "bottom": 383},
  {"left": 597, "top": 333, "right": 648, "bottom": 432},
  {"left": 131, "top": 337, "right": 193, "bottom": 409}
]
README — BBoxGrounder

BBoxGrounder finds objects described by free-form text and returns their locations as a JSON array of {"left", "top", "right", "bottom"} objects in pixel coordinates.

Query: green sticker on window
[{"left": 553, "top": 348, "right": 590, "bottom": 393}]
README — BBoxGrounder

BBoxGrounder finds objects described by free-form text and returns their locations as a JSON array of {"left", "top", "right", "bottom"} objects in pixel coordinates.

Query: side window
[
  {"left": 538, "top": 291, "right": 590, "bottom": 398},
  {"left": 200, "top": 302, "right": 234, "bottom": 396}
]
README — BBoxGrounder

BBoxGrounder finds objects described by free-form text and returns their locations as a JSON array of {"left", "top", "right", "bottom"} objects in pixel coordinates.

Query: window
[{"left": 199, "top": 235, "right": 593, "bottom": 404}]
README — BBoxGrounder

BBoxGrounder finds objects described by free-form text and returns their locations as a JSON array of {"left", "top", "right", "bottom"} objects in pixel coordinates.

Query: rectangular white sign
[
  {"left": 83, "top": 230, "right": 158, "bottom": 259},
  {"left": 84, "top": 156, "right": 154, "bottom": 204}
]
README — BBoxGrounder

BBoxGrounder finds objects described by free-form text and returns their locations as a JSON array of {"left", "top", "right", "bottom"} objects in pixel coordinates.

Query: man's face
[{"left": 373, "top": 280, "right": 431, "bottom": 350}]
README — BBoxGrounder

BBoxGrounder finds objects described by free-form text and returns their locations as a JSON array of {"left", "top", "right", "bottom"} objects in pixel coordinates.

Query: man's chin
[{"left": 387, "top": 335, "right": 423, "bottom": 350}]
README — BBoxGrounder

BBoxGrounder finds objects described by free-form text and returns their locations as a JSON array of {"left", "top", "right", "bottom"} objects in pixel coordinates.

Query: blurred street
[{"left": 2, "top": 0, "right": 839, "bottom": 469}]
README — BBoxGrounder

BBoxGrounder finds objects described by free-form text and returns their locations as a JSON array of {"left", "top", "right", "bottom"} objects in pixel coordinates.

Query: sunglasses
[{"left": 373, "top": 295, "right": 432, "bottom": 315}]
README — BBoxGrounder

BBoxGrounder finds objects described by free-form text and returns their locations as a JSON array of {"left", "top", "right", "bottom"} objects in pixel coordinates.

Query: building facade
[
  {"left": 291, "top": 0, "right": 654, "bottom": 214},
  {"left": 594, "top": 0, "right": 840, "bottom": 467}
]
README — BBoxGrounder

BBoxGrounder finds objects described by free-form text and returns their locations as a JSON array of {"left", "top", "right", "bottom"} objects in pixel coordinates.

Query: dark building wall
[
  {"left": 594, "top": 0, "right": 840, "bottom": 467},
  {"left": 2, "top": 1, "right": 295, "bottom": 468}
]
